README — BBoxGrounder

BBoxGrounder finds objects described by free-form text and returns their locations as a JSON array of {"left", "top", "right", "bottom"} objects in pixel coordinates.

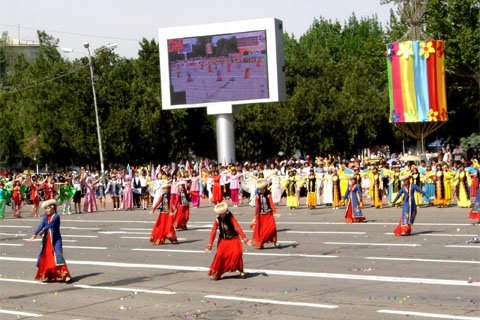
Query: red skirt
[
  {"left": 344, "top": 203, "right": 365, "bottom": 223},
  {"left": 252, "top": 213, "right": 277, "bottom": 248},
  {"left": 150, "top": 213, "right": 177, "bottom": 245},
  {"left": 393, "top": 220, "right": 411, "bottom": 236},
  {"left": 212, "top": 183, "right": 223, "bottom": 204},
  {"left": 469, "top": 209, "right": 480, "bottom": 221},
  {"left": 174, "top": 205, "right": 189, "bottom": 230},
  {"left": 35, "top": 234, "right": 71, "bottom": 282},
  {"left": 208, "top": 237, "right": 244, "bottom": 279}
]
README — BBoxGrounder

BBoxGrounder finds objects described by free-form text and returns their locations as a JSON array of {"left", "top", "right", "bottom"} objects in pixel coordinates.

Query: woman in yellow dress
[
  {"left": 282, "top": 170, "right": 304, "bottom": 209},
  {"left": 434, "top": 166, "right": 447, "bottom": 207},
  {"left": 455, "top": 164, "right": 471, "bottom": 208},
  {"left": 442, "top": 164, "right": 454, "bottom": 206},
  {"left": 411, "top": 167, "right": 423, "bottom": 207},
  {"left": 368, "top": 167, "right": 383, "bottom": 208}
]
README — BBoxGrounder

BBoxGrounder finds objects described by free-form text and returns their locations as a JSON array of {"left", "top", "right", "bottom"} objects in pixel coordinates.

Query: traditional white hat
[
  {"left": 41, "top": 199, "right": 57, "bottom": 209},
  {"left": 256, "top": 180, "right": 268, "bottom": 189},
  {"left": 161, "top": 183, "right": 171, "bottom": 189},
  {"left": 400, "top": 174, "right": 411, "bottom": 181},
  {"left": 436, "top": 170, "right": 443, "bottom": 177},
  {"left": 214, "top": 202, "right": 228, "bottom": 214}
]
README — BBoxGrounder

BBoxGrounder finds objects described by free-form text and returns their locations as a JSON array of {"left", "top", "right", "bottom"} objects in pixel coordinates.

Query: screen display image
[{"left": 167, "top": 30, "right": 269, "bottom": 105}]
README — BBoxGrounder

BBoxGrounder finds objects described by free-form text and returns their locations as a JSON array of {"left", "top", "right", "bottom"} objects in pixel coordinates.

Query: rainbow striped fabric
[{"left": 387, "top": 40, "right": 447, "bottom": 123}]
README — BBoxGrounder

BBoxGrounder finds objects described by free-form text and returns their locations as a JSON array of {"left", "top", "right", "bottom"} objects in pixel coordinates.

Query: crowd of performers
[{"left": 4, "top": 155, "right": 479, "bottom": 282}]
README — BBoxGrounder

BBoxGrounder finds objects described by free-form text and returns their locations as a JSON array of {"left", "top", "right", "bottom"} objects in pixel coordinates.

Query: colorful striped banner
[{"left": 387, "top": 40, "right": 447, "bottom": 123}]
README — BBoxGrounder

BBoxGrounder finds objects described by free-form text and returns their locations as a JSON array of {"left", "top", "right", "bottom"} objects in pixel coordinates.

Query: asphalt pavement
[{"left": 1, "top": 200, "right": 479, "bottom": 319}]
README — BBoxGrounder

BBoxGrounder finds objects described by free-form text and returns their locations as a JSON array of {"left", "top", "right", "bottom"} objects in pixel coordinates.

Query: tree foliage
[{"left": 0, "top": 2, "right": 478, "bottom": 168}]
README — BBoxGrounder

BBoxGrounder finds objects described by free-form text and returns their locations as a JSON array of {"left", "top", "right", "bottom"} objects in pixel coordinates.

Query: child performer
[
  {"left": 58, "top": 181, "right": 76, "bottom": 215},
  {"left": 343, "top": 175, "right": 365, "bottom": 223},
  {"left": 149, "top": 184, "right": 178, "bottom": 245},
  {"left": 251, "top": 180, "right": 280, "bottom": 248},
  {"left": 391, "top": 174, "right": 432, "bottom": 236},
  {"left": 205, "top": 203, "right": 252, "bottom": 280},
  {"left": 27, "top": 199, "right": 72, "bottom": 282}
]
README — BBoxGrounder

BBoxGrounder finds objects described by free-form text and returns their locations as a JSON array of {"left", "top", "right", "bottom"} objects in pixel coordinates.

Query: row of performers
[
  {"left": 281, "top": 163, "right": 477, "bottom": 210},
  {"left": 28, "top": 174, "right": 480, "bottom": 283},
  {"left": 0, "top": 174, "right": 108, "bottom": 218}
]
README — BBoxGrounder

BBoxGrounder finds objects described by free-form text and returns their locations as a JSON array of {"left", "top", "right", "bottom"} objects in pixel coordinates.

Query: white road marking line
[
  {"left": 287, "top": 231, "right": 366, "bottom": 235},
  {"left": 131, "top": 248, "right": 338, "bottom": 258},
  {"left": 204, "top": 294, "right": 338, "bottom": 309},
  {"left": 324, "top": 242, "right": 421, "bottom": 247},
  {"left": 99, "top": 231, "right": 150, "bottom": 235},
  {"left": 17, "top": 219, "right": 474, "bottom": 226},
  {"left": 24, "top": 219, "right": 154, "bottom": 224},
  {"left": 366, "top": 256, "right": 480, "bottom": 264},
  {"left": 196, "top": 229, "right": 253, "bottom": 233},
  {"left": 377, "top": 309, "right": 480, "bottom": 319},
  {"left": 22, "top": 239, "right": 78, "bottom": 243},
  {"left": 121, "top": 237, "right": 187, "bottom": 241},
  {"left": 0, "top": 309, "right": 42, "bottom": 317},
  {"left": 0, "top": 225, "right": 30, "bottom": 228},
  {"left": 0, "top": 243, "right": 24, "bottom": 246},
  {"left": 121, "top": 236, "right": 149, "bottom": 239},
  {"left": 62, "top": 235, "right": 99, "bottom": 238},
  {"left": 0, "top": 232, "right": 27, "bottom": 236},
  {"left": 192, "top": 221, "right": 472, "bottom": 226},
  {"left": 1, "top": 256, "right": 477, "bottom": 287},
  {"left": 384, "top": 233, "right": 478, "bottom": 237},
  {"left": 120, "top": 228, "right": 151, "bottom": 231},
  {"left": 63, "top": 246, "right": 108, "bottom": 250},
  {"left": 74, "top": 284, "right": 176, "bottom": 295},
  {"left": 445, "top": 245, "right": 480, "bottom": 249},
  {"left": 0, "top": 278, "right": 46, "bottom": 285},
  {"left": 62, "top": 227, "right": 101, "bottom": 230},
  {"left": 132, "top": 248, "right": 202, "bottom": 254}
]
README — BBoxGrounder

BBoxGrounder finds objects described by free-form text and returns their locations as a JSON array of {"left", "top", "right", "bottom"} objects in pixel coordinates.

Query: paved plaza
[{"left": 1, "top": 202, "right": 479, "bottom": 319}]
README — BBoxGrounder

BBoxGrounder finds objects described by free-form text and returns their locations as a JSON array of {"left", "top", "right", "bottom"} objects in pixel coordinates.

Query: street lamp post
[
  {"left": 62, "top": 43, "right": 116, "bottom": 175},
  {"left": 84, "top": 42, "right": 105, "bottom": 175}
]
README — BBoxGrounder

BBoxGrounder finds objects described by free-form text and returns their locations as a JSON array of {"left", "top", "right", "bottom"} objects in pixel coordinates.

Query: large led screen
[
  {"left": 167, "top": 31, "right": 268, "bottom": 105},
  {"left": 159, "top": 18, "right": 285, "bottom": 111}
]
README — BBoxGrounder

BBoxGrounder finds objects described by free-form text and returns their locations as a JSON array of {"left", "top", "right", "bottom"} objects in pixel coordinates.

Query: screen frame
[{"left": 159, "top": 18, "right": 285, "bottom": 112}]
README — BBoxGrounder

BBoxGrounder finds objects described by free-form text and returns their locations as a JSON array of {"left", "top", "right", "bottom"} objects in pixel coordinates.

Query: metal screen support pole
[{"left": 215, "top": 113, "right": 236, "bottom": 165}]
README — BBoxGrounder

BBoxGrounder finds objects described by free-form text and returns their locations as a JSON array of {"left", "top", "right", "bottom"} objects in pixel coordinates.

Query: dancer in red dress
[
  {"left": 31, "top": 176, "right": 44, "bottom": 217},
  {"left": 251, "top": 180, "right": 280, "bottom": 248},
  {"left": 149, "top": 184, "right": 178, "bottom": 245},
  {"left": 209, "top": 170, "right": 223, "bottom": 205},
  {"left": 11, "top": 180, "right": 24, "bottom": 218},
  {"left": 28, "top": 199, "right": 72, "bottom": 282},
  {"left": 205, "top": 203, "right": 252, "bottom": 280},
  {"left": 173, "top": 181, "right": 190, "bottom": 230}
]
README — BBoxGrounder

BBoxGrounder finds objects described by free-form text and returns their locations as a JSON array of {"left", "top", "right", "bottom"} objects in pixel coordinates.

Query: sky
[{"left": 1, "top": 0, "right": 395, "bottom": 58}]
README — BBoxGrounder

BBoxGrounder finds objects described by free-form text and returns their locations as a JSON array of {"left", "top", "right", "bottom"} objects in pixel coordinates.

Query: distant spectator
[
  {"left": 452, "top": 144, "right": 463, "bottom": 162},
  {"left": 442, "top": 146, "right": 451, "bottom": 164},
  {"left": 466, "top": 144, "right": 474, "bottom": 161}
]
